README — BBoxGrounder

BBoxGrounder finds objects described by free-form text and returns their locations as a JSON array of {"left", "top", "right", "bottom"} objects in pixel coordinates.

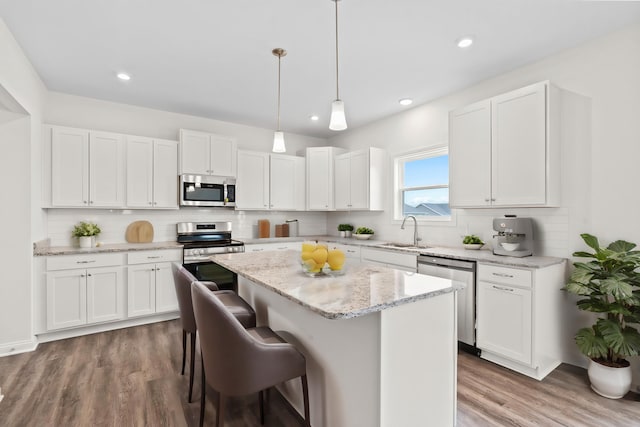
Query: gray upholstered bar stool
[
  {"left": 192, "top": 281, "right": 310, "bottom": 427},
  {"left": 171, "top": 263, "right": 256, "bottom": 402}
]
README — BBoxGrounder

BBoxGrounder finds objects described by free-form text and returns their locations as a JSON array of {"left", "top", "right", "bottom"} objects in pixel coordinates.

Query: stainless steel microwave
[{"left": 179, "top": 174, "right": 236, "bottom": 207}]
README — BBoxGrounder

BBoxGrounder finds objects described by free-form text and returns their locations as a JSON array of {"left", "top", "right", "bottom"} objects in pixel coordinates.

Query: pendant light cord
[
  {"left": 277, "top": 53, "right": 282, "bottom": 131},
  {"left": 335, "top": 0, "right": 340, "bottom": 101}
]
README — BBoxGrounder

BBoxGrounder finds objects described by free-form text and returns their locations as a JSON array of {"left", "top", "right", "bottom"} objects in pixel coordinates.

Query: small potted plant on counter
[
  {"left": 72, "top": 221, "right": 101, "bottom": 248},
  {"left": 564, "top": 233, "right": 640, "bottom": 399},
  {"left": 338, "top": 223, "right": 354, "bottom": 238},
  {"left": 353, "top": 227, "right": 375, "bottom": 240},
  {"left": 462, "top": 234, "right": 484, "bottom": 250}
]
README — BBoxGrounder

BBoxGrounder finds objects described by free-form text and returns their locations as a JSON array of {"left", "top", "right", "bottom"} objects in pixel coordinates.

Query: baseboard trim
[
  {"left": 0, "top": 337, "right": 38, "bottom": 357},
  {"left": 36, "top": 312, "right": 179, "bottom": 343}
]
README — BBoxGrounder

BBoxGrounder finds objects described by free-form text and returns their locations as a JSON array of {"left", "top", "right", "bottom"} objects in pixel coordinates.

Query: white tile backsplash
[{"left": 45, "top": 208, "right": 327, "bottom": 246}]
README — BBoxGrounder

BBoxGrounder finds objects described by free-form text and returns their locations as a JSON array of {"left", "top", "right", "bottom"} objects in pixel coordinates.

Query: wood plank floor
[{"left": 0, "top": 320, "right": 638, "bottom": 426}]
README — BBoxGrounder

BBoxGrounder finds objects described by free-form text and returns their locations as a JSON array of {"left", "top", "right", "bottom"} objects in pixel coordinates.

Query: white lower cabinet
[
  {"left": 43, "top": 249, "right": 180, "bottom": 333},
  {"left": 477, "top": 279, "right": 532, "bottom": 365},
  {"left": 476, "top": 261, "right": 565, "bottom": 380},
  {"left": 127, "top": 249, "right": 182, "bottom": 318},
  {"left": 361, "top": 247, "right": 417, "bottom": 272},
  {"left": 245, "top": 242, "right": 301, "bottom": 253},
  {"left": 46, "top": 253, "right": 125, "bottom": 331}
]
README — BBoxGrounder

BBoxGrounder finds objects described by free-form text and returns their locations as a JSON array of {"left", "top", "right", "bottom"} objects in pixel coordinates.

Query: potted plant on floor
[
  {"left": 338, "top": 223, "right": 354, "bottom": 238},
  {"left": 564, "top": 233, "right": 640, "bottom": 399},
  {"left": 72, "top": 221, "right": 101, "bottom": 248}
]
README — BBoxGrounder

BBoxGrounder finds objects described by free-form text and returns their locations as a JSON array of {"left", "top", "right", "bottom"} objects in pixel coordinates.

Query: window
[{"left": 394, "top": 147, "right": 451, "bottom": 221}]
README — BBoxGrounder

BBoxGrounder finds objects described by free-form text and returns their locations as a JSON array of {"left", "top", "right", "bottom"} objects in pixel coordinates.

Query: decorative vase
[
  {"left": 339, "top": 231, "right": 346, "bottom": 238},
  {"left": 588, "top": 359, "right": 632, "bottom": 399},
  {"left": 345, "top": 230, "right": 352, "bottom": 238},
  {"left": 79, "top": 236, "right": 93, "bottom": 248}
]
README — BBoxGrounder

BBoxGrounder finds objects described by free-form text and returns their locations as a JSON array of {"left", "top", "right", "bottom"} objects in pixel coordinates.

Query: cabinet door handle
[
  {"left": 253, "top": 248, "right": 264, "bottom": 252},
  {"left": 484, "top": 198, "right": 490, "bottom": 202},
  {"left": 83, "top": 200, "right": 88, "bottom": 204},
  {"left": 87, "top": 273, "right": 92, "bottom": 277},
  {"left": 76, "top": 260, "right": 96, "bottom": 264},
  {"left": 147, "top": 256, "right": 161, "bottom": 259},
  {"left": 492, "top": 285, "right": 514, "bottom": 292},
  {"left": 80, "top": 273, "right": 85, "bottom": 277},
  {"left": 492, "top": 272, "right": 514, "bottom": 278},
  {"left": 148, "top": 202, "right": 153, "bottom": 205},
  {"left": 277, "top": 247, "right": 287, "bottom": 250}
]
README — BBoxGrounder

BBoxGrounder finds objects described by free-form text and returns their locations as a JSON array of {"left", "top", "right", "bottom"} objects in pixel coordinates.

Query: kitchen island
[{"left": 212, "top": 250, "right": 463, "bottom": 427}]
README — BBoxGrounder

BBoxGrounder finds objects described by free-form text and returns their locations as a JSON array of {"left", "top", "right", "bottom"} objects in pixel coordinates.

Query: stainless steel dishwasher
[{"left": 418, "top": 255, "right": 479, "bottom": 354}]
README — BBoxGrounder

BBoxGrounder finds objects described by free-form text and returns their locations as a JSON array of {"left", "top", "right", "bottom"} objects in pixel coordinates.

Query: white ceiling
[{"left": 1, "top": 0, "right": 640, "bottom": 138}]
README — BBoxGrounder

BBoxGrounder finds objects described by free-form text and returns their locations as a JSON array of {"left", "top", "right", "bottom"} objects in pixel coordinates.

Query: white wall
[
  {"left": 0, "top": 17, "right": 47, "bottom": 355},
  {"left": 328, "top": 22, "right": 640, "bottom": 386}
]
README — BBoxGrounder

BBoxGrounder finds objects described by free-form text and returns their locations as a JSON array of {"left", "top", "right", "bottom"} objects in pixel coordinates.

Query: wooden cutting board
[{"left": 125, "top": 220, "right": 154, "bottom": 243}]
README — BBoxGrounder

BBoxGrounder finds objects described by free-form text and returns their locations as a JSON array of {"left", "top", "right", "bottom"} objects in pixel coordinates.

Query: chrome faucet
[{"left": 401, "top": 215, "right": 421, "bottom": 247}]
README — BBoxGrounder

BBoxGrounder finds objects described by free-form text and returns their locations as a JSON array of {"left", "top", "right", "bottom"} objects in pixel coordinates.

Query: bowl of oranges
[{"left": 300, "top": 242, "right": 346, "bottom": 277}]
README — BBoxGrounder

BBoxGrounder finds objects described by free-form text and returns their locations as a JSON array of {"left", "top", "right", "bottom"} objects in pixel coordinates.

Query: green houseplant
[
  {"left": 564, "top": 233, "right": 640, "bottom": 398},
  {"left": 338, "top": 224, "right": 354, "bottom": 238},
  {"left": 72, "top": 221, "right": 101, "bottom": 248}
]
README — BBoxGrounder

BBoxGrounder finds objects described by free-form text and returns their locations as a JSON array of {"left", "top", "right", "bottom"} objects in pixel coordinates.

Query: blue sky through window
[{"left": 404, "top": 155, "right": 449, "bottom": 187}]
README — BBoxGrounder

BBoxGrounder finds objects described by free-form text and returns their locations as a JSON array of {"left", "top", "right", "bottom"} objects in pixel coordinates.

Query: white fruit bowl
[{"left": 353, "top": 234, "right": 373, "bottom": 240}]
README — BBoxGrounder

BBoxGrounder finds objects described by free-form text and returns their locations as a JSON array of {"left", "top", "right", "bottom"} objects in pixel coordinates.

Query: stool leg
[
  {"left": 301, "top": 375, "right": 310, "bottom": 426},
  {"left": 189, "top": 332, "right": 196, "bottom": 402},
  {"left": 199, "top": 356, "right": 206, "bottom": 427},
  {"left": 259, "top": 390, "right": 265, "bottom": 425},
  {"left": 181, "top": 330, "right": 187, "bottom": 375},
  {"left": 216, "top": 394, "right": 226, "bottom": 427}
]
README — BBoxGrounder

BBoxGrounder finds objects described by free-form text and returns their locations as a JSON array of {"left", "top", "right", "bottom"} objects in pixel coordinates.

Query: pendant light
[
  {"left": 329, "top": 0, "right": 347, "bottom": 131},
  {"left": 272, "top": 48, "right": 287, "bottom": 153}
]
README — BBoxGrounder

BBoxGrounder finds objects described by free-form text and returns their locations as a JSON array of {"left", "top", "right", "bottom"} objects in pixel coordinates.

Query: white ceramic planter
[
  {"left": 78, "top": 236, "right": 94, "bottom": 248},
  {"left": 588, "top": 359, "right": 632, "bottom": 399}
]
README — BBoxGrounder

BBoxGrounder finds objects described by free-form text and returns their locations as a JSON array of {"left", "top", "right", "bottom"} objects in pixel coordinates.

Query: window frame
[{"left": 393, "top": 146, "right": 452, "bottom": 222}]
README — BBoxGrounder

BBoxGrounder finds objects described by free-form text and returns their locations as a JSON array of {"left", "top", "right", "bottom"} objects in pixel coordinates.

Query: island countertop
[{"left": 211, "top": 250, "right": 463, "bottom": 320}]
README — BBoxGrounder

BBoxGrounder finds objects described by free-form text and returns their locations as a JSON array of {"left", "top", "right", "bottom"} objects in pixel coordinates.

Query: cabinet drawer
[
  {"left": 127, "top": 249, "right": 182, "bottom": 265},
  {"left": 47, "top": 253, "right": 125, "bottom": 271},
  {"left": 332, "top": 243, "right": 361, "bottom": 259},
  {"left": 361, "top": 247, "right": 417, "bottom": 270},
  {"left": 478, "top": 263, "right": 532, "bottom": 288}
]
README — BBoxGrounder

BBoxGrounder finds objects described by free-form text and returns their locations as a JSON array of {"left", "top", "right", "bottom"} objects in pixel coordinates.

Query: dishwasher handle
[{"left": 418, "top": 255, "right": 475, "bottom": 271}]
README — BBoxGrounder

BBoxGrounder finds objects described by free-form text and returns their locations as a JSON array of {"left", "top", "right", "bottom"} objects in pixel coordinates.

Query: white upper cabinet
[
  {"left": 236, "top": 150, "right": 269, "bottom": 209},
  {"left": 305, "top": 146, "right": 346, "bottom": 210},
  {"left": 334, "top": 147, "right": 386, "bottom": 211},
  {"left": 180, "top": 129, "right": 237, "bottom": 177},
  {"left": 449, "top": 100, "right": 492, "bottom": 207},
  {"left": 51, "top": 127, "right": 89, "bottom": 207},
  {"left": 51, "top": 127, "right": 125, "bottom": 208},
  {"left": 449, "top": 81, "right": 561, "bottom": 208},
  {"left": 270, "top": 154, "right": 305, "bottom": 211},
  {"left": 491, "top": 84, "right": 547, "bottom": 206},
  {"left": 236, "top": 150, "right": 305, "bottom": 211},
  {"left": 126, "top": 136, "right": 178, "bottom": 209}
]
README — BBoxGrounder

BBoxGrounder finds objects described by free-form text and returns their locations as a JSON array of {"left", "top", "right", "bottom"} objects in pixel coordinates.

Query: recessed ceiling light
[
  {"left": 399, "top": 98, "right": 413, "bottom": 106},
  {"left": 310, "top": 115, "right": 319, "bottom": 121},
  {"left": 456, "top": 37, "right": 474, "bottom": 48},
  {"left": 117, "top": 72, "right": 131, "bottom": 81}
]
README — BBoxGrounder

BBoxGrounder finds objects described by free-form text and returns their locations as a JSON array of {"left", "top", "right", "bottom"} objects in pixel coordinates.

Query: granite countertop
[
  {"left": 240, "top": 235, "right": 565, "bottom": 269},
  {"left": 211, "top": 250, "right": 464, "bottom": 320},
  {"left": 34, "top": 241, "right": 183, "bottom": 256}
]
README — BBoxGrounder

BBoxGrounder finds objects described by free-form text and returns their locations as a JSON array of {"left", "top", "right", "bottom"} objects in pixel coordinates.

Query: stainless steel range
[{"left": 177, "top": 221, "right": 244, "bottom": 291}]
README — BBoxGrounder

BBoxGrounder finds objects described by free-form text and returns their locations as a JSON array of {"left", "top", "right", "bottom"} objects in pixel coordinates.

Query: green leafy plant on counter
[
  {"left": 355, "top": 227, "right": 374, "bottom": 235},
  {"left": 72, "top": 221, "right": 101, "bottom": 237},
  {"left": 462, "top": 235, "right": 483, "bottom": 244},
  {"left": 564, "top": 233, "right": 640, "bottom": 367},
  {"left": 338, "top": 224, "right": 354, "bottom": 232}
]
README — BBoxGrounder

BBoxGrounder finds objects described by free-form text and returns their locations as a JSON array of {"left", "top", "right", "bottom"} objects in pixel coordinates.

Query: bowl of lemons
[{"left": 300, "top": 242, "right": 346, "bottom": 277}]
